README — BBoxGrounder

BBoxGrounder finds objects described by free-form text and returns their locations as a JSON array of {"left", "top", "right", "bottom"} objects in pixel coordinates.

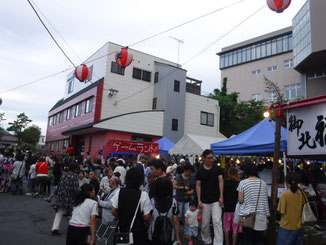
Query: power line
[
  {"left": 129, "top": 0, "right": 246, "bottom": 47},
  {"left": 0, "top": 68, "right": 72, "bottom": 95},
  {"left": 27, "top": 0, "right": 76, "bottom": 67},
  {"left": 183, "top": 4, "right": 266, "bottom": 66},
  {"left": 30, "top": 0, "right": 83, "bottom": 62}
]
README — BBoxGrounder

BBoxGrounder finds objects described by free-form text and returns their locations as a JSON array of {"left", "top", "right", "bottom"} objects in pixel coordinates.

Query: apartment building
[
  {"left": 46, "top": 42, "right": 221, "bottom": 158},
  {"left": 218, "top": 0, "right": 326, "bottom": 103}
]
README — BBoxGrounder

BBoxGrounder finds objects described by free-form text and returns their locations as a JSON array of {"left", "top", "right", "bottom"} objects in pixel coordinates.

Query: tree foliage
[
  {"left": 209, "top": 78, "right": 266, "bottom": 138},
  {"left": 0, "top": 113, "right": 5, "bottom": 139},
  {"left": 21, "top": 125, "right": 41, "bottom": 145},
  {"left": 7, "top": 113, "right": 32, "bottom": 145}
]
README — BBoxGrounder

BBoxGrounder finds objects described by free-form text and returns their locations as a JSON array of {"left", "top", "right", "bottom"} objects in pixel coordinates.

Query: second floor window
[
  {"left": 174, "top": 80, "right": 180, "bottom": 92},
  {"left": 284, "top": 59, "right": 293, "bottom": 68},
  {"left": 132, "top": 68, "right": 142, "bottom": 79},
  {"left": 152, "top": 98, "right": 157, "bottom": 109},
  {"left": 58, "top": 111, "right": 64, "bottom": 123},
  {"left": 172, "top": 119, "right": 178, "bottom": 131},
  {"left": 66, "top": 107, "right": 72, "bottom": 120},
  {"left": 85, "top": 97, "right": 93, "bottom": 113},
  {"left": 154, "top": 72, "right": 159, "bottom": 83},
  {"left": 251, "top": 69, "right": 261, "bottom": 75},
  {"left": 200, "top": 111, "right": 214, "bottom": 127},
  {"left": 75, "top": 102, "right": 82, "bottom": 117}
]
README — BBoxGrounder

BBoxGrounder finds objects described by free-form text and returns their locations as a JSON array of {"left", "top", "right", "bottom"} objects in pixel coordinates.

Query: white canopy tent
[{"left": 169, "top": 134, "right": 227, "bottom": 156}]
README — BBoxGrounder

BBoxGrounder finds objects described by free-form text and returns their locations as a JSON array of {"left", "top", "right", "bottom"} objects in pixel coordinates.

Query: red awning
[
  {"left": 283, "top": 94, "right": 326, "bottom": 110},
  {"left": 102, "top": 139, "right": 159, "bottom": 156}
]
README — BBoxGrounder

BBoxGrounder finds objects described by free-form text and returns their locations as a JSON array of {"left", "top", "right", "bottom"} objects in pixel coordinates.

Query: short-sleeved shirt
[
  {"left": 237, "top": 179, "right": 270, "bottom": 216},
  {"left": 185, "top": 209, "right": 199, "bottom": 227},
  {"left": 278, "top": 190, "right": 306, "bottom": 230},
  {"left": 69, "top": 198, "right": 98, "bottom": 227},
  {"left": 196, "top": 165, "right": 223, "bottom": 204},
  {"left": 174, "top": 174, "right": 192, "bottom": 202},
  {"left": 223, "top": 178, "right": 239, "bottom": 212}
]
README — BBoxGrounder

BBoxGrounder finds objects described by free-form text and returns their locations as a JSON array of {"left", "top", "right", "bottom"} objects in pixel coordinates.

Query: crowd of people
[{"left": 0, "top": 147, "right": 310, "bottom": 245}]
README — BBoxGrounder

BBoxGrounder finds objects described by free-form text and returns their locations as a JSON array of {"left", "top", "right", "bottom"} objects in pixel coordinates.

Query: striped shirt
[{"left": 237, "top": 178, "right": 270, "bottom": 216}]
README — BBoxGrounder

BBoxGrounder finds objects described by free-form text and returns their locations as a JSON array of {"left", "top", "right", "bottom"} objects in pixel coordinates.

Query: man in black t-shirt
[{"left": 196, "top": 149, "right": 224, "bottom": 245}]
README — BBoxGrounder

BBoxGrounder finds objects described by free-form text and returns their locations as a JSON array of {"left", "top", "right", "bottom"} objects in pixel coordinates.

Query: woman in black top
[
  {"left": 112, "top": 167, "right": 151, "bottom": 245},
  {"left": 223, "top": 167, "right": 242, "bottom": 245}
]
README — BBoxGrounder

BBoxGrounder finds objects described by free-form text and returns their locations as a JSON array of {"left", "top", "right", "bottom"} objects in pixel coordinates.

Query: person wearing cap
[
  {"left": 176, "top": 158, "right": 186, "bottom": 175},
  {"left": 136, "top": 154, "right": 148, "bottom": 170}
]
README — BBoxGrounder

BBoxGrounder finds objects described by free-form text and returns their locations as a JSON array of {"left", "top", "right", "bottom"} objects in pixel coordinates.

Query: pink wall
[{"left": 46, "top": 80, "right": 104, "bottom": 142}]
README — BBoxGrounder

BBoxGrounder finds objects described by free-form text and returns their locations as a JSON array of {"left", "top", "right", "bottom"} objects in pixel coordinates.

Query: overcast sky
[{"left": 0, "top": 0, "right": 306, "bottom": 135}]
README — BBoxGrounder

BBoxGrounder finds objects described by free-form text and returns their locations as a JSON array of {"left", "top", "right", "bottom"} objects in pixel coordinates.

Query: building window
[
  {"left": 284, "top": 59, "right": 293, "bottom": 68},
  {"left": 131, "top": 136, "right": 153, "bottom": 142},
  {"left": 111, "top": 61, "right": 125, "bottom": 75},
  {"left": 52, "top": 114, "right": 57, "bottom": 125},
  {"left": 285, "top": 84, "right": 301, "bottom": 100},
  {"left": 50, "top": 142, "right": 54, "bottom": 151},
  {"left": 75, "top": 102, "right": 82, "bottom": 117},
  {"left": 58, "top": 111, "right": 64, "bottom": 123},
  {"left": 66, "top": 107, "right": 72, "bottom": 120},
  {"left": 132, "top": 68, "right": 142, "bottom": 79},
  {"left": 251, "top": 69, "right": 261, "bottom": 75},
  {"left": 48, "top": 116, "right": 52, "bottom": 126},
  {"left": 142, "top": 70, "right": 151, "bottom": 82},
  {"left": 56, "top": 140, "right": 60, "bottom": 152},
  {"left": 251, "top": 93, "right": 261, "bottom": 101},
  {"left": 172, "top": 119, "right": 178, "bottom": 131},
  {"left": 85, "top": 65, "right": 93, "bottom": 82},
  {"left": 85, "top": 97, "right": 93, "bottom": 114},
  {"left": 200, "top": 111, "right": 214, "bottom": 127},
  {"left": 268, "top": 91, "right": 278, "bottom": 102},
  {"left": 267, "top": 65, "right": 277, "bottom": 72},
  {"left": 64, "top": 139, "right": 69, "bottom": 148},
  {"left": 152, "top": 98, "right": 157, "bottom": 109},
  {"left": 154, "top": 72, "right": 159, "bottom": 83},
  {"left": 174, "top": 80, "right": 180, "bottom": 92},
  {"left": 68, "top": 78, "right": 74, "bottom": 94}
]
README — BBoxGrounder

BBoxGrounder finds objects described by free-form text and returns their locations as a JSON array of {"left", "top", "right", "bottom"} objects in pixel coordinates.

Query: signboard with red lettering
[
  {"left": 287, "top": 101, "right": 326, "bottom": 155},
  {"left": 103, "top": 139, "right": 159, "bottom": 155}
]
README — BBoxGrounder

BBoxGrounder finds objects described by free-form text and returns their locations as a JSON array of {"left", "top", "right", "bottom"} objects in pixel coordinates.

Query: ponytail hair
[
  {"left": 74, "top": 183, "right": 94, "bottom": 206},
  {"left": 286, "top": 172, "right": 298, "bottom": 193}
]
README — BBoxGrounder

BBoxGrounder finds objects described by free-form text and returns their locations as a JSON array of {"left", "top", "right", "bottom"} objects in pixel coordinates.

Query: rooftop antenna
[{"left": 169, "top": 36, "right": 184, "bottom": 67}]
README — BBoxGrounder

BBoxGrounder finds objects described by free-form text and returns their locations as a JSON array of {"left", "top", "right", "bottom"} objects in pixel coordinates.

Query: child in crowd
[
  {"left": 26, "top": 162, "right": 37, "bottom": 195},
  {"left": 184, "top": 200, "right": 199, "bottom": 245}
]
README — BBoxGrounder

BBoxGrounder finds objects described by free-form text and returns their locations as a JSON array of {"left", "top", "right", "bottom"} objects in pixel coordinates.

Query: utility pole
[{"left": 169, "top": 36, "right": 184, "bottom": 67}]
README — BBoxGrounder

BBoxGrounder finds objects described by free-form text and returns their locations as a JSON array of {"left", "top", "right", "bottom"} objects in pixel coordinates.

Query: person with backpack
[{"left": 149, "top": 175, "right": 181, "bottom": 245}]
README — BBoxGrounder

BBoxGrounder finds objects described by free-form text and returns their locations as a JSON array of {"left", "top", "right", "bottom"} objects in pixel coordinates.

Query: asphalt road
[{"left": 0, "top": 190, "right": 201, "bottom": 245}]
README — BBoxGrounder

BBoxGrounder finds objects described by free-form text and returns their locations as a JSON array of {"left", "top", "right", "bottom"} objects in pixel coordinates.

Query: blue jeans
[
  {"left": 11, "top": 177, "right": 22, "bottom": 193},
  {"left": 277, "top": 227, "right": 304, "bottom": 245},
  {"left": 178, "top": 201, "right": 189, "bottom": 223}
]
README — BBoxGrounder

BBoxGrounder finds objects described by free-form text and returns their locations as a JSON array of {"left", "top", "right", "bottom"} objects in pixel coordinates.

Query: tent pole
[{"left": 283, "top": 152, "right": 287, "bottom": 190}]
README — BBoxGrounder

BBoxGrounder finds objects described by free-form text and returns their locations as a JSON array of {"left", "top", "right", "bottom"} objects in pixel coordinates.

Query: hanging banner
[
  {"left": 103, "top": 139, "right": 159, "bottom": 156},
  {"left": 287, "top": 101, "right": 326, "bottom": 155}
]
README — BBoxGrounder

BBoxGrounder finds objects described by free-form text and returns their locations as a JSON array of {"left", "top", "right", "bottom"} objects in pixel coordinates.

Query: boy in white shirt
[
  {"left": 184, "top": 200, "right": 199, "bottom": 245},
  {"left": 26, "top": 163, "right": 37, "bottom": 195}
]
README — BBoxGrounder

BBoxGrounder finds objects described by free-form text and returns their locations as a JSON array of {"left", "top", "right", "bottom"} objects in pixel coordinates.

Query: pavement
[{"left": 0, "top": 189, "right": 201, "bottom": 245}]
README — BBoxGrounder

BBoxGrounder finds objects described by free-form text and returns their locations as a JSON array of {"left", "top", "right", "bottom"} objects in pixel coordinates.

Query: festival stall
[{"left": 155, "top": 137, "right": 175, "bottom": 155}]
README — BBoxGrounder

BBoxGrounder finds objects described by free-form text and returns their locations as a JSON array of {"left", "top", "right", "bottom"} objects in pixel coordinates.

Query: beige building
[{"left": 218, "top": 0, "right": 326, "bottom": 102}]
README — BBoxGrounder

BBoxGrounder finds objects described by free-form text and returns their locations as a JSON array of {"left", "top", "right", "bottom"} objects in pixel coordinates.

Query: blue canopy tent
[
  {"left": 155, "top": 137, "right": 175, "bottom": 155},
  {"left": 211, "top": 118, "right": 287, "bottom": 155}
]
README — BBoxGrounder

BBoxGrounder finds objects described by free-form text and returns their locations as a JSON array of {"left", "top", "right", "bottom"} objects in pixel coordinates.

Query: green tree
[
  {"left": 210, "top": 78, "right": 266, "bottom": 137},
  {"left": 0, "top": 113, "right": 5, "bottom": 139},
  {"left": 7, "top": 113, "right": 32, "bottom": 145},
  {"left": 21, "top": 125, "right": 41, "bottom": 145}
]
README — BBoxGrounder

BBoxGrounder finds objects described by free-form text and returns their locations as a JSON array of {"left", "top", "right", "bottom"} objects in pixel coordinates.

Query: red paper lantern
[
  {"left": 74, "top": 64, "right": 89, "bottom": 82},
  {"left": 116, "top": 47, "right": 133, "bottom": 68},
  {"left": 197, "top": 216, "right": 202, "bottom": 222},
  {"left": 267, "top": 0, "right": 291, "bottom": 13}
]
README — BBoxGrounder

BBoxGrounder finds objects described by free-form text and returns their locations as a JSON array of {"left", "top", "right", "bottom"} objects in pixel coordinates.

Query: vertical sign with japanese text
[{"left": 287, "top": 102, "right": 326, "bottom": 155}]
